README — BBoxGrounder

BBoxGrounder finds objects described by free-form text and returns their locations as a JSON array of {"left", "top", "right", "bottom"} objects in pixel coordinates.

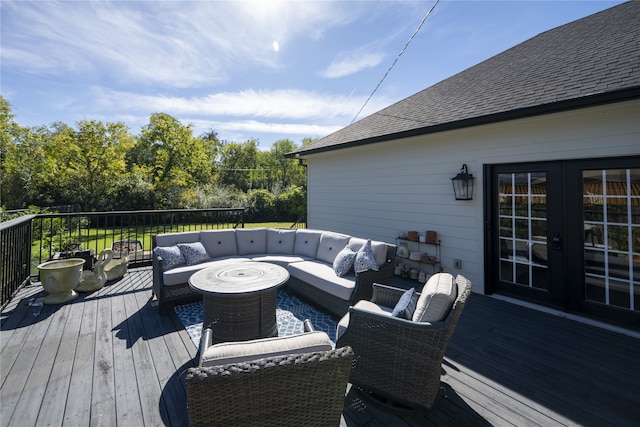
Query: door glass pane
[
  {"left": 498, "top": 172, "right": 548, "bottom": 290},
  {"left": 583, "top": 168, "right": 639, "bottom": 312}
]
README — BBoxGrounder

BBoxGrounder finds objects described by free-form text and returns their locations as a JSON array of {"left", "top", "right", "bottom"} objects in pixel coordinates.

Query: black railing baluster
[{"left": 0, "top": 208, "right": 247, "bottom": 307}]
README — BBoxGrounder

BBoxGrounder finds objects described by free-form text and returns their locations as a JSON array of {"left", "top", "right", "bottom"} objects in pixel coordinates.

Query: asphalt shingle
[{"left": 292, "top": 1, "right": 640, "bottom": 156}]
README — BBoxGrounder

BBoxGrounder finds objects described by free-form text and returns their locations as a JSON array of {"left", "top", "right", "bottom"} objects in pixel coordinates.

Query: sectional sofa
[{"left": 152, "top": 228, "right": 397, "bottom": 316}]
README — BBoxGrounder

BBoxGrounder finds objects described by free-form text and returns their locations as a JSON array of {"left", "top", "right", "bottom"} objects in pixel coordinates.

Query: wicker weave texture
[
  {"left": 336, "top": 275, "right": 472, "bottom": 410},
  {"left": 186, "top": 346, "right": 354, "bottom": 427},
  {"left": 203, "top": 289, "right": 278, "bottom": 343}
]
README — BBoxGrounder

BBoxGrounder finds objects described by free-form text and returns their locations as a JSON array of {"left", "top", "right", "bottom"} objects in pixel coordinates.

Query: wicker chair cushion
[
  {"left": 153, "top": 246, "right": 185, "bottom": 271},
  {"left": 177, "top": 242, "right": 210, "bottom": 266},
  {"left": 236, "top": 228, "right": 268, "bottom": 255},
  {"left": 316, "top": 232, "right": 351, "bottom": 264},
  {"left": 336, "top": 300, "right": 393, "bottom": 340},
  {"left": 333, "top": 245, "right": 357, "bottom": 277},
  {"left": 292, "top": 229, "right": 323, "bottom": 257},
  {"left": 200, "top": 229, "right": 238, "bottom": 257},
  {"left": 413, "top": 273, "right": 457, "bottom": 322},
  {"left": 200, "top": 331, "right": 333, "bottom": 367},
  {"left": 348, "top": 237, "right": 388, "bottom": 266},
  {"left": 392, "top": 287, "right": 418, "bottom": 320},
  {"left": 354, "top": 239, "right": 379, "bottom": 273},
  {"left": 266, "top": 229, "right": 297, "bottom": 254}
]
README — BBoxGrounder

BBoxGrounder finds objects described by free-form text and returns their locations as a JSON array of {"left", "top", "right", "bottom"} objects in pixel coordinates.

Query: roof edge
[{"left": 286, "top": 85, "right": 640, "bottom": 158}]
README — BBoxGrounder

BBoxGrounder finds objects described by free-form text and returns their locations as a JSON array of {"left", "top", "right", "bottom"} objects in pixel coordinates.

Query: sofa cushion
[
  {"left": 155, "top": 231, "right": 200, "bottom": 247},
  {"left": 392, "top": 287, "right": 418, "bottom": 320},
  {"left": 333, "top": 245, "right": 356, "bottom": 277},
  {"left": 354, "top": 239, "right": 379, "bottom": 273},
  {"left": 293, "top": 229, "right": 322, "bottom": 258},
  {"left": 288, "top": 260, "right": 356, "bottom": 301},
  {"left": 249, "top": 254, "right": 310, "bottom": 267},
  {"left": 413, "top": 273, "right": 457, "bottom": 323},
  {"left": 200, "top": 331, "right": 333, "bottom": 367},
  {"left": 348, "top": 238, "right": 388, "bottom": 266},
  {"left": 266, "top": 229, "right": 296, "bottom": 254},
  {"left": 336, "top": 300, "right": 393, "bottom": 340},
  {"left": 162, "top": 257, "right": 251, "bottom": 286},
  {"left": 200, "top": 230, "right": 238, "bottom": 257},
  {"left": 177, "top": 242, "right": 210, "bottom": 265},
  {"left": 153, "top": 245, "right": 185, "bottom": 271},
  {"left": 316, "top": 232, "right": 351, "bottom": 264},
  {"left": 236, "top": 228, "right": 268, "bottom": 255}
]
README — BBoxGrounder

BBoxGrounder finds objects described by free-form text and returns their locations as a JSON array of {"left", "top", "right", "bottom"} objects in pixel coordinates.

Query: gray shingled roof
[{"left": 290, "top": 1, "right": 640, "bottom": 156}]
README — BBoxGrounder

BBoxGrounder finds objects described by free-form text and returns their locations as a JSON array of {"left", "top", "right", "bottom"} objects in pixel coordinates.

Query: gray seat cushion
[
  {"left": 292, "top": 229, "right": 322, "bottom": 257},
  {"left": 200, "top": 230, "right": 238, "bottom": 257},
  {"left": 162, "top": 257, "right": 251, "bottom": 286},
  {"left": 316, "top": 232, "right": 351, "bottom": 264},
  {"left": 200, "top": 331, "right": 333, "bottom": 367},
  {"left": 288, "top": 260, "right": 356, "bottom": 301}
]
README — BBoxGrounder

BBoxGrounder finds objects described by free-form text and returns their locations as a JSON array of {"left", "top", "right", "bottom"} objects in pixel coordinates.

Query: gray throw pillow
[
  {"left": 153, "top": 245, "right": 185, "bottom": 271},
  {"left": 333, "top": 245, "right": 357, "bottom": 277},
  {"left": 392, "top": 287, "right": 418, "bottom": 320},
  {"left": 177, "top": 242, "right": 210, "bottom": 265},
  {"left": 354, "top": 239, "right": 379, "bottom": 273}
]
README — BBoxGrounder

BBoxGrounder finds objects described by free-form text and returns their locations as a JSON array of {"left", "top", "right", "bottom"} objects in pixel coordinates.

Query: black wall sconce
[{"left": 451, "top": 164, "right": 475, "bottom": 200}]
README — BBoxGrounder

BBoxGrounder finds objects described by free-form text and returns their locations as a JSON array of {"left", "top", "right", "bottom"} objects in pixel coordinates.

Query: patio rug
[{"left": 174, "top": 290, "right": 338, "bottom": 350}]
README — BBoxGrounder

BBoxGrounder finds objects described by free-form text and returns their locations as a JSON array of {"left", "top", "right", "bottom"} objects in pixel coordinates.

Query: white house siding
[{"left": 305, "top": 99, "right": 640, "bottom": 294}]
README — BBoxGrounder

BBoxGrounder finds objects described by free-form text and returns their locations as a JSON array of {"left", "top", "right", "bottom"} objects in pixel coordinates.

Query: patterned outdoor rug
[{"left": 174, "top": 290, "right": 338, "bottom": 349}]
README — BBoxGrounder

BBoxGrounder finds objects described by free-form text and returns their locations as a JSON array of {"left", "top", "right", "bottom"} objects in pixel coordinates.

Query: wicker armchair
[
  {"left": 336, "top": 274, "right": 472, "bottom": 410},
  {"left": 186, "top": 326, "right": 354, "bottom": 427}
]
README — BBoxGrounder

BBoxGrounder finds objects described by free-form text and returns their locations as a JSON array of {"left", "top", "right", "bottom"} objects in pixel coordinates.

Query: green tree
[
  {"left": 67, "top": 120, "right": 135, "bottom": 210},
  {"left": 217, "top": 140, "right": 259, "bottom": 192},
  {"left": 270, "top": 139, "right": 306, "bottom": 188},
  {"left": 133, "top": 113, "right": 212, "bottom": 208}
]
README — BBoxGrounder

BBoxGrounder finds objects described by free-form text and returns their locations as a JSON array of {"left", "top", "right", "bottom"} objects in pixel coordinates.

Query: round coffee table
[{"left": 188, "top": 261, "right": 290, "bottom": 344}]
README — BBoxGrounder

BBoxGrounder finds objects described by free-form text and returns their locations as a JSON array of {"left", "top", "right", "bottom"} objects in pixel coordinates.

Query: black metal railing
[
  {"left": 1, "top": 215, "right": 34, "bottom": 305},
  {"left": 1, "top": 208, "right": 245, "bottom": 307}
]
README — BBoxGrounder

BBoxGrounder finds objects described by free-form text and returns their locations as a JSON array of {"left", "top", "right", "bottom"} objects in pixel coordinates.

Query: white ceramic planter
[{"left": 37, "top": 258, "right": 85, "bottom": 304}]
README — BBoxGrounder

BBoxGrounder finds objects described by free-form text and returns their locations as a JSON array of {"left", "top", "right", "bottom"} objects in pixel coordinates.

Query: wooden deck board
[
  {"left": 111, "top": 284, "right": 145, "bottom": 426},
  {"left": 38, "top": 300, "right": 83, "bottom": 426},
  {"left": 2, "top": 267, "right": 639, "bottom": 427}
]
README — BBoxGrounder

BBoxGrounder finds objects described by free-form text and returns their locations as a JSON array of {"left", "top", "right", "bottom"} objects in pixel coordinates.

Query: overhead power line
[{"left": 351, "top": 0, "right": 440, "bottom": 124}]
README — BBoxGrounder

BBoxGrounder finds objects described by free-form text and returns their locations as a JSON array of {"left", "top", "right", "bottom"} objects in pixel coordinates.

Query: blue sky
[{"left": 1, "top": 0, "right": 625, "bottom": 149}]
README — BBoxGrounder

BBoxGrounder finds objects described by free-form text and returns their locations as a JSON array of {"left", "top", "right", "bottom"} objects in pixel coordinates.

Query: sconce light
[{"left": 451, "top": 164, "right": 475, "bottom": 200}]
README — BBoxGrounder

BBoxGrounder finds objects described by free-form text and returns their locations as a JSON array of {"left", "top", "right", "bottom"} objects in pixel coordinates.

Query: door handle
[{"left": 552, "top": 233, "right": 561, "bottom": 249}]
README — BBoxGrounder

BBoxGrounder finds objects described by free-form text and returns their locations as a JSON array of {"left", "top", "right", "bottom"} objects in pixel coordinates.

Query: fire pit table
[{"left": 188, "top": 261, "right": 289, "bottom": 344}]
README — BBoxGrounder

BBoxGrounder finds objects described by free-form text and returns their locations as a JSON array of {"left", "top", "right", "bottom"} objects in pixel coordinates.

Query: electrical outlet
[{"left": 454, "top": 259, "right": 462, "bottom": 269}]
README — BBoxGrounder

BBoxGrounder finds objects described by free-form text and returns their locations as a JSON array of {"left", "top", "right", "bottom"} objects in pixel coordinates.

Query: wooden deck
[{"left": 1, "top": 267, "right": 638, "bottom": 426}]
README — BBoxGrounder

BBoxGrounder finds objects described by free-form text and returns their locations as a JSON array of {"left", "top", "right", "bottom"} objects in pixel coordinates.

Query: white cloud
[
  {"left": 190, "top": 119, "right": 341, "bottom": 138},
  {"left": 93, "top": 87, "right": 389, "bottom": 122},
  {"left": 320, "top": 51, "right": 385, "bottom": 78},
  {"left": 1, "top": 1, "right": 357, "bottom": 87}
]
